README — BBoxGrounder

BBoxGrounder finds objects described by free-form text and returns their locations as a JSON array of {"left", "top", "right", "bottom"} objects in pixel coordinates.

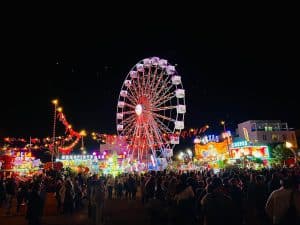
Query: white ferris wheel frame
[{"left": 116, "top": 57, "right": 186, "bottom": 166}]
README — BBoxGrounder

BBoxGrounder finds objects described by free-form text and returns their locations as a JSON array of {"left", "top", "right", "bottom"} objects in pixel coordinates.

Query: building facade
[{"left": 237, "top": 120, "right": 298, "bottom": 148}]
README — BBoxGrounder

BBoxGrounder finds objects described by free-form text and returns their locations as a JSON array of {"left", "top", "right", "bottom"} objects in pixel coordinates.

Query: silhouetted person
[{"left": 26, "top": 182, "right": 43, "bottom": 225}]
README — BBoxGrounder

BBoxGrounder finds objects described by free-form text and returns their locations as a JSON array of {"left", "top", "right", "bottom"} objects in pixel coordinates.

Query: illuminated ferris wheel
[{"left": 116, "top": 57, "right": 186, "bottom": 167}]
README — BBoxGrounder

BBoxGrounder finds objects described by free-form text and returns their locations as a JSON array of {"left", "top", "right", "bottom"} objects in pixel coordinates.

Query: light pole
[
  {"left": 221, "top": 120, "right": 231, "bottom": 158},
  {"left": 51, "top": 99, "right": 59, "bottom": 168},
  {"left": 92, "top": 132, "right": 101, "bottom": 153}
]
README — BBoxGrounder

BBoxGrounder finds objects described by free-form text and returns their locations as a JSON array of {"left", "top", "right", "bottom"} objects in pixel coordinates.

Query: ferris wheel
[{"left": 116, "top": 57, "right": 186, "bottom": 167}]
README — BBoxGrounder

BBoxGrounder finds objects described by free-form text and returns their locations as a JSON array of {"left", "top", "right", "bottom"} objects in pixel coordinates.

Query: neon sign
[
  {"left": 201, "top": 135, "right": 219, "bottom": 144},
  {"left": 232, "top": 140, "right": 248, "bottom": 148}
]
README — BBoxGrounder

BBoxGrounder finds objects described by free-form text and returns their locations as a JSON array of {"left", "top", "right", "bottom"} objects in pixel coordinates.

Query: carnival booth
[
  {"left": 194, "top": 133, "right": 232, "bottom": 168},
  {"left": 0, "top": 150, "right": 42, "bottom": 177},
  {"left": 229, "top": 139, "right": 270, "bottom": 168},
  {"left": 56, "top": 154, "right": 98, "bottom": 174}
]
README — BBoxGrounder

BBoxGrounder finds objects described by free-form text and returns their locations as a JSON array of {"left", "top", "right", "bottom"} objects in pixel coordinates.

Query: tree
[
  {"left": 105, "top": 152, "right": 122, "bottom": 177},
  {"left": 270, "top": 144, "right": 294, "bottom": 165}
]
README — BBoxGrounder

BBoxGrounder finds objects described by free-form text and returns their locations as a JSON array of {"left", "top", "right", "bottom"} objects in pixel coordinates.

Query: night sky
[{"left": 1, "top": 9, "right": 299, "bottom": 140}]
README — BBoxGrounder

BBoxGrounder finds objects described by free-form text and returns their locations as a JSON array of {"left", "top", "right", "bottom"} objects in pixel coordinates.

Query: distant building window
[
  {"left": 272, "top": 134, "right": 278, "bottom": 141},
  {"left": 265, "top": 126, "right": 273, "bottom": 131},
  {"left": 282, "top": 134, "right": 287, "bottom": 141},
  {"left": 262, "top": 134, "right": 267, "bottom": 140}
]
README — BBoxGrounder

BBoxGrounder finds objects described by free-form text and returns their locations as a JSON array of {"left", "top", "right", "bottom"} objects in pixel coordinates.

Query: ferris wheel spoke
[
  {"left": 126, "top": 93, "right": 138, "bottom": 105},
  {"left": 152, "top": 93, "right": 176, "bottom": 108},
  {"left": 153, "top": 116, "right": 172, "bottom": 133},
  {"left": 147, "top": 67, "right": 158, "bottom": 97},
  {"left": 152, "top": 105, "right": 177, "bottom": 112},
  {"left": 137, "top": 72, "right": 143, "bottom": 97},
  {"left": 120, "top": 121, "right": 136, "bottom": 135},
  {"left": 152, "top": 78, "right": 173, "bottom": 103},
  {"left": 149, "top": 70, "right": 165, "bottom": 101},
  {"left": 121, "top": 114, "right": 136, "bottom": 124},
  {"left": 149, "top": 118, "right": 165, "bottom": 150},
  {"left": 149, "top": 117, "right": 167, "bottom": 143},
  {"left": 145, "top": 67, "right": 155, "bottom": 95},
  {"left": 157, "top": 84, "right": 176, "bottom": 102},
  {"left": 129, "top": 81, "right": 140, "bottom": 102},
  {"left": 124, "top": 103, "right": 136, "bottom": 109},
  {"left": 127, "top": 80, "right": 139, "bottom": 99},
  {"left": 141, "top": 72, "right": 148, "bottom": 95},
  {"left": 151, "top": 112, "right": 174, "bottom": 122},
  {"left": 121, "top": 110, "right": 135, "bottom": 115},
  {"left": 154, "top": 85, "right": 176, "bottom": 104}
]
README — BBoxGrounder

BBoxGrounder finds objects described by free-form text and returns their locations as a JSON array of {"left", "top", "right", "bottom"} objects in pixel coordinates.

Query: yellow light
[
  {"left": 52, "top": 99, "right": 58, "bottom": 105},
  {"left": 206, "top": 125, "right": 209, "bottom": 129},
  {"left": 92, "top": 132, "right": 96, "bottom": 136},
  {"left": 68, "top": 125, "right": 72, "bottom": 129},
  {"left": 57, "top": 107, "right": 63, "bottom": 112},
  {"left": 190, "top": 128, "right": 194, "bottom": 132},
  {"left": 286, "top": 141, "right": 293, "bottom": 148},
  {"left": 80, "top": 130, "right": 87, "bottom": 136},
  {"left": 92, "top": 136, "right": 97, "bottom": 140},
  {"left": 221, "top": 121, "right": 225, "bottom": 125}
]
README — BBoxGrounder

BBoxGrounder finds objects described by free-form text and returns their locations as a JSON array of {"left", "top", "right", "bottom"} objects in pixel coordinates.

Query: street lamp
[
  {"left": 285, "top": 141, "right": 297, "bottom": 164},
  {"left": 177, "top": 151, "right": 184, "bottom": 160},
  {"left": 92, "top": 132, "right": 101, "bottom": 153}
]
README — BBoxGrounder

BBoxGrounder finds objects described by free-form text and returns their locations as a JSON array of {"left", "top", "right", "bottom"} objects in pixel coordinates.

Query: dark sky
[{"left": 1, "top": 8, "right": 299, "bottom": 139}]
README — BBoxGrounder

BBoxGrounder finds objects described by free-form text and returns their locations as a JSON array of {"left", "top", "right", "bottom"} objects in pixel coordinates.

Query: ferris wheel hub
[{"left": 135, "top": 104, "right": 143, "bottom": 116}]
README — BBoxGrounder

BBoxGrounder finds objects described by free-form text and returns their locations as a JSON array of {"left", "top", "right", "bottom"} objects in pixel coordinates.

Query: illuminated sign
[
  {"left": 201, "top": 135, "right": 219, "bottom": 144},
  {"left": 232, "top": 140, "right": 248, "bottom": 148}
]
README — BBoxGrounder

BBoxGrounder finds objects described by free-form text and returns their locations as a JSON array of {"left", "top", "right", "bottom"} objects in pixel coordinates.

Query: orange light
[{"left": 52, "top": 99, "right": 58, "bottom": 105}]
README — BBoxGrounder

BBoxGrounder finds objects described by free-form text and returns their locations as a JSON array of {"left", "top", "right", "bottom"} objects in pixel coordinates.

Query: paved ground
[
  {"left": 0, "top": 189, "right": 262, "bottom": 225},
  {"left": 0, "top": 190, "right": 147, "bottom": 225}
]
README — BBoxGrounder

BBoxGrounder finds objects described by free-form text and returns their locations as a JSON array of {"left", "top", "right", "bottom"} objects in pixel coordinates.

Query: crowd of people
[{"left": 0, "top": 166, "right": 300, "bottom": 225}]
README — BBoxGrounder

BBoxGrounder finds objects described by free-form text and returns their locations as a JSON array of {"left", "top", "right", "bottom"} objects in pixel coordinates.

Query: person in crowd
[
  {"left": 128, "top": 174, "right": 137, "bottom": 200},
  {"left": 173, "top": 175, "right": 195, "bottom": 225},
  {"left": 26, "top": 182, "right": 43, "bottom": 225},
  {"left": 201, "top": 177, "right": 235, "bottom": 225},
  {"left": 16, "top": 181, "right": 26, "bottom": 214},
  {"left": 5, "top": 177, "right": 16, "bottom": 215},
  {"left": 229, "top": 177, "right": 244, "bottom": 225},
  {"left": 90, "top": 177, "right": 106, "bottom": 225},
  {"left": 55, "top": 179, "right": 63, "bottom": 213},
  {"left": 62, "top": 179, "right": 75, "bottom": 215},
  {"left": 0, "top": 177, "right": 6, "bottom": 208},
  {"left": 265, "top": 176, "right": 300, "bottom": 225},
  {"left": 267, "top": 172, "right": 280, "bottom": 194},
  {"left": 115, "top": 178, "right": 123, "bottom": 199},
  {"left": 106, "top": 175, "right": 115, "bottom": 200}
]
